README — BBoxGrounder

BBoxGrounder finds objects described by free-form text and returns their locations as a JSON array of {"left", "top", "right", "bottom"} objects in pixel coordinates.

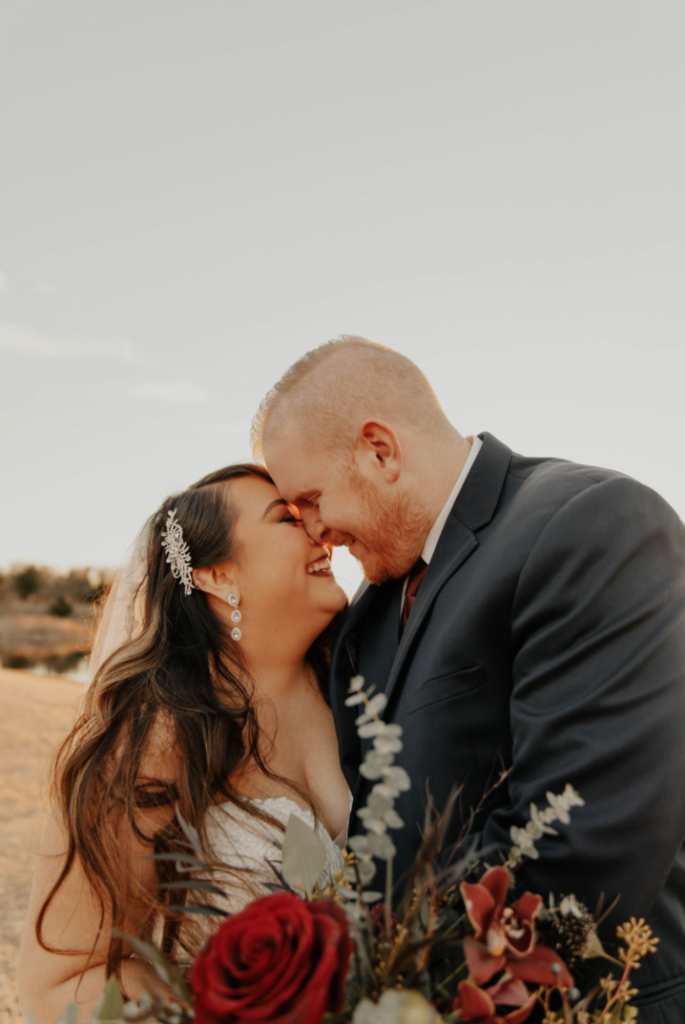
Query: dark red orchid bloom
[
  {"left": 460, "top": 866, "right": 574, "bottom": 990},
  {"left": 461, "top": 866, "right": 541, "bottom": 959},
  {"left": 464, "top": 936, "right": 574, "bottom": 989},
  {"left": 452, "top": 979, "right": 537, "bottom": 1024}
]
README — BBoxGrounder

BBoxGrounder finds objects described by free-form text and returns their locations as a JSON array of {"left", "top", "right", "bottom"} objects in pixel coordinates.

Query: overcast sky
[{"left": 1, "top": 0, "right": 684, "bottom": 596}]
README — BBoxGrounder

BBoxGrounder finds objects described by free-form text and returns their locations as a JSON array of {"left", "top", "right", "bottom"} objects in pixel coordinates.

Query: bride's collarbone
[
  {"left": 231, "top": 685, "right": 350, "bottom": 838},
  {"left": 230, "top": 752, "right": 350, "bottom": 842}
]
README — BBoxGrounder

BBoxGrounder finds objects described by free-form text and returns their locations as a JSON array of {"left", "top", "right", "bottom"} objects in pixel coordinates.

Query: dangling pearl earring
[{"left": 227, "top": 593, "right": 242, "bottom": 641}]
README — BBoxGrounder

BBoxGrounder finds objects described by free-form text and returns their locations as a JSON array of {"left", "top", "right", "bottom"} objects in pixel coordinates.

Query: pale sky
[{"left": 1, "top": 1, "right": 684, "bottom": 597}]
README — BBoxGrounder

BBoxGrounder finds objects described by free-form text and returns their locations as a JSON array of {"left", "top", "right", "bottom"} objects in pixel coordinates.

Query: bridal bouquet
[{"left": 84, "top": 677, "right": 657, "bottom": 1024}]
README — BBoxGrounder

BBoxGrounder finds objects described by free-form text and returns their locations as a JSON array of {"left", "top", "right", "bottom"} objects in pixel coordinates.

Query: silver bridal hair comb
[{"left": 161, "top": 508, "right": 196, "bottom": 596}]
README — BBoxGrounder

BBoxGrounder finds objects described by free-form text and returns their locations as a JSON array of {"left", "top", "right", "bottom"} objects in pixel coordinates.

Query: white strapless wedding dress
[{"left": 202, "top": 795, "right": 348, "bottom": 914}]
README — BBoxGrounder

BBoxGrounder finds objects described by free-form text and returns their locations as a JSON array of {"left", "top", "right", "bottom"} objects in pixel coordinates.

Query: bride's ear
[{"left": 193, "top": 561, "right": 239, "bottom": 603}]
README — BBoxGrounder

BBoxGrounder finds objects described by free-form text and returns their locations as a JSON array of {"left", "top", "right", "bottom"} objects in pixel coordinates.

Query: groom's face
[{"left": 265, "top": 432, "right": 425, "bottom": 584}]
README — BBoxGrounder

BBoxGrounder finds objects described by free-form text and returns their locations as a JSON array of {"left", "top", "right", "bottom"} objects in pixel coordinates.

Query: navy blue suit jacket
[{"left": 330, "top": 433, "right": 685, "bottom": 1021}]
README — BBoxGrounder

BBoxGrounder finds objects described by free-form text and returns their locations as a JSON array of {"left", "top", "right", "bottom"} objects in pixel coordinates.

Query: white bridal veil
[{"left": 88, "top": 522, "right": 152, "bottom": 681}]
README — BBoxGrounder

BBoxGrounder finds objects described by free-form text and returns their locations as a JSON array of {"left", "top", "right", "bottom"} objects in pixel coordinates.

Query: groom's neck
[{"left": 406, "top": 431, "right": 474, "bottom": 529}]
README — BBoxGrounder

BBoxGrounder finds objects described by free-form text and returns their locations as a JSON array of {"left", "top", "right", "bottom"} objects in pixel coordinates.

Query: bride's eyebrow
[{"left": 262, "top": 498, "right": 288, "bottom": 518}]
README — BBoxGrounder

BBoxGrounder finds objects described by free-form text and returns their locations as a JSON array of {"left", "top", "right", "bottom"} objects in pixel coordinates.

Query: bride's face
[{"left": 228, "top": 475, "right": 347, "bottom": 634}]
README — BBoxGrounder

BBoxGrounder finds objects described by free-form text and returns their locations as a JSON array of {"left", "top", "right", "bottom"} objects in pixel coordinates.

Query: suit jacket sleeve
[{"left": 481, "top": 473, "right": 685, "bottom": 924}]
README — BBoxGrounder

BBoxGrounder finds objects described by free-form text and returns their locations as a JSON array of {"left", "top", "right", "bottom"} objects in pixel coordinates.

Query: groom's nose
[{"left": 300, "top": 506, "right": 328, "bottom": 545}]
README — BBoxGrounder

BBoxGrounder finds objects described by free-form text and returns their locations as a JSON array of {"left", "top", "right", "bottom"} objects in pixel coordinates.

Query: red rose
[{"left": 191, "top": 892, "right": 353, "bottom": 1024}]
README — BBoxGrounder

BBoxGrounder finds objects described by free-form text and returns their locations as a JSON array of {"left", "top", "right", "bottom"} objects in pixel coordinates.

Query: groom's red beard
[{"left": 347, "top": 466, "right": 434, "bottom": 585}]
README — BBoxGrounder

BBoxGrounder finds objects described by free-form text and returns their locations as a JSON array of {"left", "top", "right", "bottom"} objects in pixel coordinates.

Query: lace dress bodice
[{"left": 202, "top": 795, "right": 347, "bottom": 914}]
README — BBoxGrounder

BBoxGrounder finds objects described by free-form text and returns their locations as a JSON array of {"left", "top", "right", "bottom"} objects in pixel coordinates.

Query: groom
[{"left": 254, "top": 336, "right": 685, "bottom": 1021}]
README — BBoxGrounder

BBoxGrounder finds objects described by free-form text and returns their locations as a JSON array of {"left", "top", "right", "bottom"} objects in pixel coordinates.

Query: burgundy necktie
[{"left": 401, "top": 557, "right": 428, "bottom": 632}]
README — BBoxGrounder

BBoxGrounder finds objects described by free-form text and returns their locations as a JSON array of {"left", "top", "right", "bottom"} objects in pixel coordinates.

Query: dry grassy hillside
[
  {"left": 0, "top": 669, "right": 82, "bottom": 1023},
  {"left": 0, "top": 594, "right": 93, "bottom": 677}
]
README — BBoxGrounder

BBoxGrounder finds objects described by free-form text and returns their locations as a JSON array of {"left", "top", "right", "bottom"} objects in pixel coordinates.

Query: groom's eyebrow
[{"left": 262, "top": 498, "right": 288, "bottom": 518}]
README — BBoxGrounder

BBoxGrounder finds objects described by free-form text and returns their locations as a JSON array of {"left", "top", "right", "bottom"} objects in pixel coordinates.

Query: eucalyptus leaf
[
  {"left": 367, "top": 832, "right": 396, "bottom": 859},
  {"left": 113, "top": 930, "right": 192, "bottom": 1003},
  {"left": 358, "top": 721, "right": 382, "bottom": 738},
  {"left": 92, "top": 976, "right": 124, "bottom": 1023},
  {"left": 366, "top": 792, "right": 393, "bottom": 815},
  {"left": 281, "top": 813, "right": 326, "bottom": 897},
  {"left": 142, "top": 852, "right": 208, "bottom": 871},
  {"left": 345, "top": 692, "right": 366, "bottom": 706},
  {"left": 265, "top": 858, "right": 295, "bottom": 891},
  {"left": 366, "top": 692, "right": 387, "bottom": 717},
  {"left": 58, "top": 1004, "right": 79, "bottom": 1024},
  {"left": 263, "top": 880, "right": 290, "bottom": 893},
  {"left": 167, "top": 904, "right": 228, "bottom": 916},
  {"left": 358, "top": 860, "right": 378, "bottom": 883},
  {"left": 356, "top": 806, "right": 375, "bottom": 821},
  {"left": 174, "top": 804, "right": 203, "bottom": 859},
  {"left": 159, "top": 879, "right": 227, "bottom": 897},
  {"left": 348, "top": 834, "right": 371, "bottom": 854},
  {"left": 373, "top": 735, "right": 403, "bottom": 754},
  {"left": 338, "top": 885, "right": 360, "bottom": 900},
  {"left": 360, "top": 752, "right": 394, "bottom": 779},
  {"left": 385, "top": 766, "right": 411, "bottom": 791},
  {"left": 379, "top": 722, "right": 403, "bottom": 736}
]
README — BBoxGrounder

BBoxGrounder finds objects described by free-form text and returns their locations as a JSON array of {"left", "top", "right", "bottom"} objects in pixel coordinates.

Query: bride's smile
[{"left": 192, "top": 474, "right": 347, "bottom": 659}]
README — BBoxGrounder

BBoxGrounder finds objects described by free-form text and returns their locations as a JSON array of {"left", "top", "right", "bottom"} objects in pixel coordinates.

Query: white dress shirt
[
  {"left": 401, "top": 435, "right": 483, "bottom": 613},
  {"left": 421, "top": 434, "right": 483, "bottom": 565}
]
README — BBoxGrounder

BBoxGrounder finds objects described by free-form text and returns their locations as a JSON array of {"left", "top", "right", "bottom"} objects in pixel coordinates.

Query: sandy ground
[{"left": 0, "top": 669, "right": 83, "bottom": 1023}]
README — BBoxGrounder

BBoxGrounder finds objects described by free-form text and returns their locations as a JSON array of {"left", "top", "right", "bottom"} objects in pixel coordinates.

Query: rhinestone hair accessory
[{"left": 161, "top": 509, "right": 196, "bottom": 596}]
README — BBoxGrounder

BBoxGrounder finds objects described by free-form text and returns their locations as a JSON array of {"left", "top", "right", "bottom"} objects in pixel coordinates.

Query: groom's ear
[
  {"left": 357, "top": 420, "right": 402, "bottom": 484},
  {"left": 193, "top": 560, "right": 238, "bottom": 601}
]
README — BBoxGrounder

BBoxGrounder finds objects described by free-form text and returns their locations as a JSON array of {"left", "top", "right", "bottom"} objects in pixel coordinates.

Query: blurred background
[{"left": 1, "top": 1, "right": 684, "bottom": 1017}]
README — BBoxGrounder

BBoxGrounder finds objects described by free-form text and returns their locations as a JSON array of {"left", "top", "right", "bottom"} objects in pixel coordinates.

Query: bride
[{"left": 18, "top": 463, "right": 351, "bottom": 1022}]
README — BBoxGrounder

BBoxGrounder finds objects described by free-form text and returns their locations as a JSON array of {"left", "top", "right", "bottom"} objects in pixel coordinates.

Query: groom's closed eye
[
  {"left": 281, "top": 508, "right": 303, "bottom": 525},
  {"left": 294, "top": 492, "right": 320, "bottom": 508}
]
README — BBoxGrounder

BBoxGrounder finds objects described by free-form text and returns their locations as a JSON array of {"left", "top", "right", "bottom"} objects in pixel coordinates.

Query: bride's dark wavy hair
[{"left": 37, "top": 463, "right": 337, "bottom": 980}]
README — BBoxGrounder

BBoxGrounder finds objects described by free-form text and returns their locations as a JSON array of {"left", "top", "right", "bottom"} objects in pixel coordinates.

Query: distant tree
[
  {"left": 45, "top": 651, "right": 84, "bottom": 674},
  {"left": 60, "top": 569, "right": 103, "bottom": 605},
  {"left": 5, "top": 654, "right": 35, "bottom": 670},
  {"left": 50, "top": 595, "right": 73, "bottom": 618},
  {"left": 13, "top": 566, "right": 45, "bottom": 600}
]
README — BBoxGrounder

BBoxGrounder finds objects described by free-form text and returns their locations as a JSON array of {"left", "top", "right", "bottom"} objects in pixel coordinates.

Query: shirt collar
[{"left": 421, "top": 435, "right": 483, "bottom": 564}]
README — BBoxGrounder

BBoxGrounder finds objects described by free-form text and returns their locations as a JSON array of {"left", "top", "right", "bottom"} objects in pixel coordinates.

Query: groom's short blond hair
[{"left": 251, "top": 336, "right": 450, "bottom": 462}]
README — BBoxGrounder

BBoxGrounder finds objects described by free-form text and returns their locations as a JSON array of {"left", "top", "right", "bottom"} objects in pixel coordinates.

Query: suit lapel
[
  {"left": 382, "top": 433, "right": 514, "bottom": 708},
  {"left": 383, "top": 518, "right": 478, "bottom": 705}
]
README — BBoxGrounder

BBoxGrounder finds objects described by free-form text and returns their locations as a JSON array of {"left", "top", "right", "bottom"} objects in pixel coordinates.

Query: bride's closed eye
[{"left": 281, "top": 512, "right": 303, "bottom": 526}]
